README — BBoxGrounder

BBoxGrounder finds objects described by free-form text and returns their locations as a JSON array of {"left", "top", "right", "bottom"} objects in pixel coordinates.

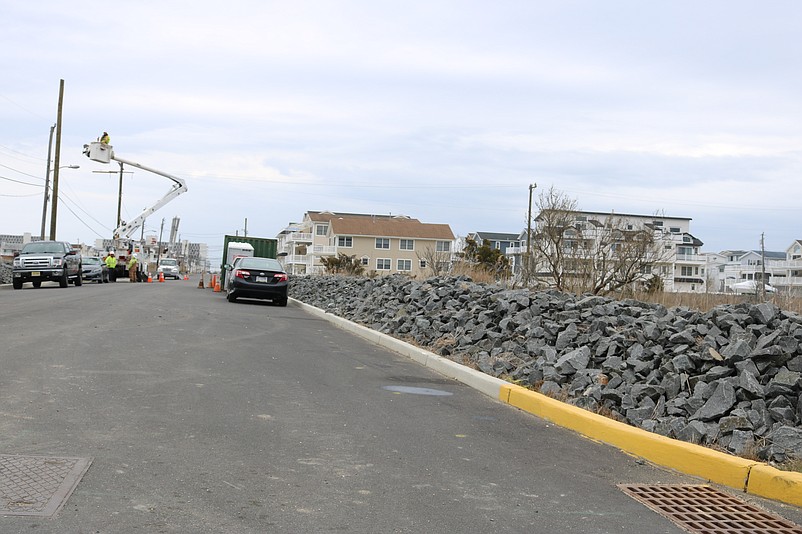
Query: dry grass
[
  {"left": 448, "top": 262, "right": 498, "bottom": 285},
  {"left": 621, "top": 291, "right": 802, "bottom": 315}
]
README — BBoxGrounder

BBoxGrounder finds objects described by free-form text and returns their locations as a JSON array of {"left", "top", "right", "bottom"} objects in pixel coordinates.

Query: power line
[
  {"left": 0, "top": 174, "right": 43, "bottom": 187},
  {"left": 0, "top": 162, "right": 44, "bottom": 181}
]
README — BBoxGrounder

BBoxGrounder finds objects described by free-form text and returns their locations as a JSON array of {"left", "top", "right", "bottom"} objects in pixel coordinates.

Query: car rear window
[{"left": 238, "top": 258, "right": 282, "bottom": 271}]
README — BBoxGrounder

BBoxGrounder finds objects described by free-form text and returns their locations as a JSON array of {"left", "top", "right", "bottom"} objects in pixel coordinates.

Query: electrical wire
[{"left": 0, "top": 173, "right": 43, "bottom": 187}]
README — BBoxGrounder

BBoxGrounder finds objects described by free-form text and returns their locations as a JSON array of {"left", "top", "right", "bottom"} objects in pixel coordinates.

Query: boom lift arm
[{"left": 83, "top": 141, "right": 187, "bottom": 239}]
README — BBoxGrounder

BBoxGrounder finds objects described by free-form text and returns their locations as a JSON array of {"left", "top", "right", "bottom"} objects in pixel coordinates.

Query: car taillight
[
  {"left": 274, "top": 273, "right": 288, "bottom": 282},
  {"left": 235, "top": 269, "right": 249, "bottom": 279}
]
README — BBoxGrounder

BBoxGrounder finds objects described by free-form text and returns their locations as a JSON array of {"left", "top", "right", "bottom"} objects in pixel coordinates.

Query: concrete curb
[{"left": 292, "top": 298, "right": 802, "bottom": 509}]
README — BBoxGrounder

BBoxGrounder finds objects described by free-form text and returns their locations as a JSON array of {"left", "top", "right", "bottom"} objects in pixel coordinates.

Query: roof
[
  {"left": 536, "top": 209, "right": 692, "bottom": 222},
  {"left": 468, "top": 232, "right": 520, "bottom": 242},
  {"left": 307, "top": 211, "right": 403, "bottom": 223},
  {"left": 327, "top": 214, "right": 454, "bottom": 240}
]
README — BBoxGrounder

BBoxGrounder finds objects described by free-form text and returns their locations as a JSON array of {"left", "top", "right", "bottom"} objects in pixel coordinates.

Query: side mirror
[{"left": 224, "top": 264, "right": 231, "bottom": 270}]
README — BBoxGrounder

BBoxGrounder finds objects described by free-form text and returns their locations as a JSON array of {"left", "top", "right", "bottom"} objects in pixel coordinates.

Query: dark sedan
[
  {"left": 82, "top": 256, "right": 109, "bottom": 283},
  {"left": 226, "top": 257, "right": 288, "bottom": 306}
]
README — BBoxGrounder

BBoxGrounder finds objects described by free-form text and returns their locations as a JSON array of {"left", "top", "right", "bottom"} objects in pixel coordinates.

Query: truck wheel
[
  {"left": 12, "top": 279, "right": 22, "bottom": 290},
  {"left": 32, "top": 280, "right": 42, "bottom": 288},
  {"left": 74, "top": 271, "right": 83, "bottom": 286},
  {"left": 59, "top": 270, "right": 68, "bottom": 288}
]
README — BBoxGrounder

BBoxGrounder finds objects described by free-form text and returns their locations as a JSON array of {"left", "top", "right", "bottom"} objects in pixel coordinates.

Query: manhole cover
[
  {"left": 0, "top": 454, "right": 92, "bottom": 517},
  {"left": 382, "top": 385, "right": 453, "bottom": 396},
  {"left": 619, "top": 484, "right": 802, "bottom": 534}
]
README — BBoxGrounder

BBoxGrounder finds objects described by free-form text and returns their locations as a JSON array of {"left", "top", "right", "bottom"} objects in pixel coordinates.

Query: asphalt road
[{"left": 1, "top": 278, "right": 801, "bottom": 533}]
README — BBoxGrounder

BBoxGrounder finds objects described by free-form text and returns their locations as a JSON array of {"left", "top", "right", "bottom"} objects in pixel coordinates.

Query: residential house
[
  {"left": 278, "top": 211, "right": 455, "bottom": 276},
  {"left": 711, "top": 248, "right": 800, "bottom": 294}
]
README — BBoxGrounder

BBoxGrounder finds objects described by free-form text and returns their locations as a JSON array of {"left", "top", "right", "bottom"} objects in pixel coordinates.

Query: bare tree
[
  {"left": 529, "top": 186, "right": 579, "bottom": 291},
  {"left": 531, "top": 187, "right": 672, "bottom": 296},
  {"left": 416, "top": 245, "right": 452, "bottom": 277}
]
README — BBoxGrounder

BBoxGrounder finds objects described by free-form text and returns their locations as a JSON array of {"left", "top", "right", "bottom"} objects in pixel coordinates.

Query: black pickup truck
[{"left": 12, "top": 240, "right": 83, "bottom": 289}]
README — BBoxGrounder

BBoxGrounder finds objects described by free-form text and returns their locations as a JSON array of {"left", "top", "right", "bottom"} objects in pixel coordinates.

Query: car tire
[
  {"left": 277, "top": 296, "right": 288, "bottom": 307},
  {"left": 32, "top": 280, "right": 42, "bottom": 288},
  {"left": 227, "top": 290, "right": 237, "bottom": 303},
  {"left": 74, "top": 271, "right": 82, "bottom": 286},
  {"left": 59, "top": 269, "right": 69, "bottom": 288},
  {"left": 12, "top": 279, "right": 22, "bottom": 290}
]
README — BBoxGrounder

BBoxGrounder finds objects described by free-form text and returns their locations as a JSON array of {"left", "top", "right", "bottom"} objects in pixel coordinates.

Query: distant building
[
  {"left": 525, "top": 210, "right": 707, "bottom": 292},
  {"left": 277, "top": 211, "right": 455, "bottom": 276}
]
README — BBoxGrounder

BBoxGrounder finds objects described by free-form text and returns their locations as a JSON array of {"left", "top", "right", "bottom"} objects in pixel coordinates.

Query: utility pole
[
  {"left": 49, "top": 79, "right": 65, "bottom": 240},
  {"left": 526, "top": 183, "right": 537, "bottom": 259},
  {"left": 244, "top": 218, "right": 248, "bottom": 238},
  {"left": 760, "top": 233, "right": 767, "bottom": 300},
  {"left": 156, "top": 218, "right": 165, "bottom": 269},
  {"left": 117, "top": 161, "right": 125, "bottom": 229},
  {"left": 40, "top": 123, "right": 56, "bottom": 240}
]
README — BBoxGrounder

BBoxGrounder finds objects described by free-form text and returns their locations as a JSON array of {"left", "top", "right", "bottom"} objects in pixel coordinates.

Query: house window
[
  {"left": 419, "top": 259, "right": 427, "bottom": 268},
  {"left": 399, "top": 239, "right": 414, "bottom": 251},
  {"left": 361, "top": 257, "right": 369, "bottom": 266},
  {"left": 683, "top": 236, "right": 691, "bottom": 243},
  {"left": 316, "top": 224, "right": 328, "bottom": 236},
  {"left": 652, "top": 221, "right": 664, "bottom": 227},
  {"left": 375, "top": 238, "right": 390, "bottom": 249},
  {"left": 337, "top": 236, "right": 353, "bottom": 247},
  {"left": 681, "top": 266, "right": 694, "bottom": 276},
  {"left": 436, "top": 241, "right": 451, "bottom": 252},
  {"left": 670, "top": 227, "right": 681, "bottom": 233},
  {"left": 376, "top": 258, "right": 391, "bottom": 270},
  {"left": 397, "top": 259, "right": 411, "bottom": 271}
]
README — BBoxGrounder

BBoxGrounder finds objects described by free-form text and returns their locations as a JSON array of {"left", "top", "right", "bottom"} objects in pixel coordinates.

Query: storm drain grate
[
  {"left": 619, "top": 484, "right": 802, "bottom": 534},
  {"left": 0, "top": 454, "right": 92, "bottom": 517}
]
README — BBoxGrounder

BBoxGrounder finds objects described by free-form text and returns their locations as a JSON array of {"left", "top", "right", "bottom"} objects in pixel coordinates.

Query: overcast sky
[{"left": 2, "top": 1, "right": 801, "bottom": 261}]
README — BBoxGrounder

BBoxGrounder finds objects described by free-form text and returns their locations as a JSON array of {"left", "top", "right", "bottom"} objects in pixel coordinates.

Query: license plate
[
  {"left": 255, "top": 276, "right": 268, "bottom": 283},
  {"left": 32, "top": 271, "right": 40, "bottom": 277}
]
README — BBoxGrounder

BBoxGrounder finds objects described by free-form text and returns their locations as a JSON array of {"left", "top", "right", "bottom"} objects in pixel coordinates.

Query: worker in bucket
[
  {"left": 100, "top": 132, "right": 110, "bottom": 144},
  {"left": 105, "top": 251, "right": 117, "bottom": 282},
  {"left": 128, "top": 254, "right": 139, "bottom": 283}
]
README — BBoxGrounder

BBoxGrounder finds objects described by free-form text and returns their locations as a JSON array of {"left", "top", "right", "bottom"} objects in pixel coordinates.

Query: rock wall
[
  {"left": 0, "top": 262, "right": 11, "bottom": 284},
  {"left": 290, "top": 274, "right": 802, "bottom": 463}
]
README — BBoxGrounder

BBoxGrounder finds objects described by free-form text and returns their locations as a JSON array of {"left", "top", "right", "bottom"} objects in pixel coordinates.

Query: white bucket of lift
[{"left": 83, "top": 141, "right": 113, "bottom": 163}]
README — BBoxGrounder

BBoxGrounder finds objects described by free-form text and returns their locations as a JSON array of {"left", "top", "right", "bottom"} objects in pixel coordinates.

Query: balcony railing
[
  {"left": 285, "top": 232, "right": 312, "bottom": 242},
  {"left": 312, "top": 245, "right": 337, "bottom": 255}
]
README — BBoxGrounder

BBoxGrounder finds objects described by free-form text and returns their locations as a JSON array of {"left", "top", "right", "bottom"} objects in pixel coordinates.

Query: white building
[{"left": 516, "top": 210, "right": 707, "bottom": 293}]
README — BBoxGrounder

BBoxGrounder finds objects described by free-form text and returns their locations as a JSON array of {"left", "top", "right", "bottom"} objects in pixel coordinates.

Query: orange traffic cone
[
  {"left": 210, "top": 274, "right": 217, "bottom": 290},
  {"left": 197, "top": 273, "right": 205, "bottom": 289},
  {"left": 147, "top": 273, "right": 153, "bottom": 283},
  {"left": 158, "top": 272, "right": 165, "bottom": 282},
  {"left": 213, "top": 278, "right": 221, "bottom": 292}
]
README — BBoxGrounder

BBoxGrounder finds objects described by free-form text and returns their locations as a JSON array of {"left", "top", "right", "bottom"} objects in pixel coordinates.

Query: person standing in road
[
  {"left": 105, "top": 251, "right": 117, "bottom": 282},
  {"left": 100, "top": 132, "right": 110, "bottom": 144},
  {"left": 128, "top": 254, "right": 138, "bottom": 283}
]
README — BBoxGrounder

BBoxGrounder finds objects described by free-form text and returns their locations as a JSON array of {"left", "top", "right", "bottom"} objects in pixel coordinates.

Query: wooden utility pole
[
  {"left": 526, "top": 183, "right": 537, "bottom": 259},
  {"left": 761, "top": 233, "right": 767, "bottom": 300},
  {"left": 40, "top": 123, "right": 56, "bottom": 240},
  {"left": 117, "top": 161, "right": 125, "bottom": 229},
  {"left": 49, "top": 79, "right": 65, "bottom": 240}
]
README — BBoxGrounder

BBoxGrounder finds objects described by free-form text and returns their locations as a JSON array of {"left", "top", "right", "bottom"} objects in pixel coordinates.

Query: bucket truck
[{"left": 83, "top": 141, "right": 188, "bottom": 280}]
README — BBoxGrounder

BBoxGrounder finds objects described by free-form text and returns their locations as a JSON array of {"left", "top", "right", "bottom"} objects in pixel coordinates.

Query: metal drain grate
[
  {"left": 619, "top": 484, "right": 802, "bottom": 534},
  {"left": 0, "top": 454, "right": 92, "bottom": 517}
]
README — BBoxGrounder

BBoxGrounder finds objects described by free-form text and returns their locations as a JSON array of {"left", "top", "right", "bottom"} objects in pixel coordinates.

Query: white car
[{"left": 157, "top": 258, "right": 180, "bottom": 280}]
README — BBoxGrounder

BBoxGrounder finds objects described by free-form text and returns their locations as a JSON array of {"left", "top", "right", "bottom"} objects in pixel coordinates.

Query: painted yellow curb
[
  {"left": 501, "top": 384, "right": 756, "bottom": 490},
  {"left": 747, "top": 464, "right": 802, "bottom": 507}
]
